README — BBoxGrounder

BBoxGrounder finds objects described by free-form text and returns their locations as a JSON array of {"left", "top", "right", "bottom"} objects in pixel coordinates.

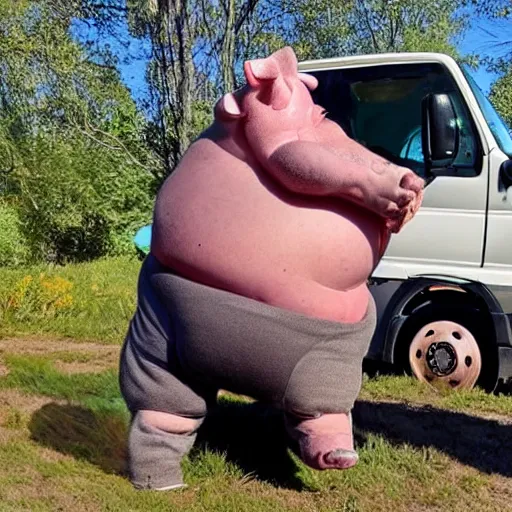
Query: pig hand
[
  {"left": 386, "top": 184, "right": 424, "bottom": 233},
  {"left": 363, "top": 162, "right": 424, "bottom": 234}
]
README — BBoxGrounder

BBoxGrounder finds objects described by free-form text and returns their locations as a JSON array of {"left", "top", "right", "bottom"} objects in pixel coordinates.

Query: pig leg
[
  {"left": 282, "top": 295, "right": 377, "bottom": 470},
  {"left": 120, "top": 331, "right": 214, "bottom": 490},
  {"left": 128, "top": 411, "right": 202, "bottom": 490}
]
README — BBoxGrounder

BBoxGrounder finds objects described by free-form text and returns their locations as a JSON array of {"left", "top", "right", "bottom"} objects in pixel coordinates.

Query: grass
[
  {"left": 0, "top": 354, "right": 122, "bottom": 408},
  {"left": 361, "top": 374, "right": 512, "bottom": 417},
  {"left": 0, "top": 256, "right": 140, "bottom": 343},
  {"left": 0, "top": 343, "right": 510, "bottom": 511},
  {"left": 0, "top": 257, "right": 511, "bottom": 510}
]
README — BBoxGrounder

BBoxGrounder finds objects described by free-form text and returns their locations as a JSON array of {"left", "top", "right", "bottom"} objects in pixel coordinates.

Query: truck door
[
  {"left": 462, "top": 70, "right": 512, "bottom": 291},
  {"left": 308, "top": 62, "right": 487, "bottom": 279}
]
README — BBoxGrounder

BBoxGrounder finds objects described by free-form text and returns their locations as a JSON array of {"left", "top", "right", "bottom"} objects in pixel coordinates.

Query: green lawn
[
  {"left": 0, "top": 259, "right": 511, "bottom": 511},
  {"left": 0, "top": 256, "right": 140, "bottom": 343}
]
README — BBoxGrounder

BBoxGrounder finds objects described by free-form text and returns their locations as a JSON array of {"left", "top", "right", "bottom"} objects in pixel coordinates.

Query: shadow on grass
[
  {"left": 353, "top": 400, "right": 512, "bottom": 477},
  {"left": 28, "top": 398, "right": 512, "bottom": 487},
  {"left": 28, "top": 403, "right": 129, "bottom": 476},
  {"left": 27, "top": 399, "right": 307, "bottom": 490},
  {"left": 193, "top": 399, "right": 307, "bottom": 490}
]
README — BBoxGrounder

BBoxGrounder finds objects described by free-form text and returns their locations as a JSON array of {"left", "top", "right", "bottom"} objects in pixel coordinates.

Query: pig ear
[
  {"left": 214, "top": 92, "right": 244, "bottom": 121},
  {"left": 244, "top": 47, "right": 298, "bottom": 87},
  {"left": 244, "top": 58, "right": 279, "bottom": 88},
  {"left": 298, "top": 72, "right": 318, "bottom": 91},
  {"left": 271, "top": 47, "right": 298, "bottom": 78},
  {"left": 244, "top": 59, "right": 292, "bottom": 110}
]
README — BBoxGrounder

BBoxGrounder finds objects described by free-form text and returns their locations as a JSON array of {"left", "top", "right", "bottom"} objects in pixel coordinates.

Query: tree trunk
[
  {"left": 158, "top": 0, "right": 195, "bottom": 167},
  {"left": 221, "top": 0, "right": 237, "bottom": 92}
]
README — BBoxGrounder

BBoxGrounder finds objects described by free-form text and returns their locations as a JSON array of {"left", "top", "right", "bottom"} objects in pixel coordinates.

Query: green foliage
[
  {"left": 286, "top": 0, "right": 466, "bottom": 60},
  {"left": 401, "top": 17, "right": 461, "bottom": 58},
  {"left": 490, "top": 67, "right": 512, "bottom": 127},
  {"left": 470, "top": 0, "right": 512, "bottom": 73},
  {"left": 0, "top": 0, "right": 506, "bottom": 268},
  {"left": 0, "top": 256, "right": 140, "bottom": 343},
  {"left": 0, "top": 0, "right": 158, "bottom": 265},
  {"left": 0, "top": 200, "right": 30, "bottom": 267},
  {"left": 15, "top": 131, "right": 154, "bottom": 262}
]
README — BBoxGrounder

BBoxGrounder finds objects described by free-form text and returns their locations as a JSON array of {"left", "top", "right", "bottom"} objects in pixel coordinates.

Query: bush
[
  {"left": 14, "top": 133, "right": 155, "bottom": 264},
  {"left": 0, "top": 200, "right": 29, "bottom": 267}
]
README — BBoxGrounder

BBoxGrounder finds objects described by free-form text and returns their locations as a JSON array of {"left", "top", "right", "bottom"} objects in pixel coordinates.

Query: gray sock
[{"left": 128, "top": 412, "right": 197, "bottom": 491}]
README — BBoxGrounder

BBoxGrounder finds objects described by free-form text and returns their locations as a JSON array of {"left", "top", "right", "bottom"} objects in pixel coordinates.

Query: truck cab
[{"left": 299, "top": 52, "right": 512, "bottom": 392}]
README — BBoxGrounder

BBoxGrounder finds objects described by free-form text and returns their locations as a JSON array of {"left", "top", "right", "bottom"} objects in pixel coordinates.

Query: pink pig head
[{"left": 214, "top": 47, "right": 325, "bottom": 162}]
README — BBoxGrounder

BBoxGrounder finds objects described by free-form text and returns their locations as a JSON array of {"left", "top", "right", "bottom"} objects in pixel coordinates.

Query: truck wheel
[{"left": 408, "top": 320, "right": 482, "bottom": 390}]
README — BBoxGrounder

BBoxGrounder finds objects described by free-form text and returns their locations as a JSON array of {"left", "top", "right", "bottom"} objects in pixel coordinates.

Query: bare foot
[{"left": 284, "top": 412, "right": 358, "bottom": 470}]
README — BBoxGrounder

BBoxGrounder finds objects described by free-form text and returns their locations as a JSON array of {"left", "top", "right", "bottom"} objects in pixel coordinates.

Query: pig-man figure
[{"left": 119, "top": 46, "right": 424, "bottom": 490}]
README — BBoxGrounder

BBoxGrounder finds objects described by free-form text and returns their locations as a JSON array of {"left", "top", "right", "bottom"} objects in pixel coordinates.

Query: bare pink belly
[{"left": 153, "top": 165, "right": 384, "bottom": 323}]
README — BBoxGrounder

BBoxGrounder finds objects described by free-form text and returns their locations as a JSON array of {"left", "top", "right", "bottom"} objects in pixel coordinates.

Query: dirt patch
[
  {"left": 0, "top": 360, "right": 8, "bottom": 377},
  {"left": 0, "top": 468, "right": 104, "bottom": 512},
  {"left": 0, "top": 337, "right": 120, "bottom": 374},
  {"left": 0, "top": 426, "right": 23, "bottom": 444},
  {"left": 0, "top": 389, "right": 64, "bottom": 445},
  {"left": 53, "top": 360, "right": 116, "bottom": 374},
  {"left": 487, "top": 477, "right": 512, "bottom": 511},
  {"left": 0, "top": 337, "right": 120, "bottom": 357},
  {"left": 0, "top": 389, "right": 59, "bottom": 419}
]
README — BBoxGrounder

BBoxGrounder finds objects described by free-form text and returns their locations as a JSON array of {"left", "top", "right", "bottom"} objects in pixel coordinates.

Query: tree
[
  {"left": 472, "top": 0, "right": 511, "bottom": 71},
  {"left": 129, "top": 0, "right": 199, "bottom": 170},
  {"left": 63, "top": 1, "right": 289, "bottom": 174},
  {"left": 0, "top": 0, "right": 156, "bottom": 263},
  {"left": 285, "top": 0, "right": 467, "bottom": 61},
  {"left": 124, "top": 0, "right": 267, "bottom": 174},
  {"left": 490, "top": 70, "right": 512, "bottom": 127},
  {"left": 469, "top": 0, "right": 512, "bottom": 127}
]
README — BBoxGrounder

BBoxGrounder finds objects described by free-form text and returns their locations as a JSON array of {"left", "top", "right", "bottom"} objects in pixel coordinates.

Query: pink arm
[
  {"left": 266, "top": 140, "right": 416, "bottom": 220},
  {"left": 268, "top": 140, "right": 367, "bottom": 199}
]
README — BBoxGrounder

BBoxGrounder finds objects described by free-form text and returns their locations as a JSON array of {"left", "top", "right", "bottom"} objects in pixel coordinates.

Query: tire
[{"left": 394, "top": 302, "right": 497, "bottom": 392}]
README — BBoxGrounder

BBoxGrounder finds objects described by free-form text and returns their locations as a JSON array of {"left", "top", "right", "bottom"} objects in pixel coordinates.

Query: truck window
[{"left": 308, "top": 63, "right": 481, "bottom": 179}]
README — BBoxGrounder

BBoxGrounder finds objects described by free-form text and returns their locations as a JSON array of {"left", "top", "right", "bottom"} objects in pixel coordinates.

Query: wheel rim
[{"left": 408, "top": 320, "right": 482, "bottom": 390}]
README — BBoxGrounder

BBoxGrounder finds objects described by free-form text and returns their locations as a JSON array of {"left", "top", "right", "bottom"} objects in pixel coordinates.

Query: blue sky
[
  {"left": 458, "top": 15, "right": 511, "bottom": 93},
  {"left": 74, "top": 6, "right": 511, "bottom": 103}
]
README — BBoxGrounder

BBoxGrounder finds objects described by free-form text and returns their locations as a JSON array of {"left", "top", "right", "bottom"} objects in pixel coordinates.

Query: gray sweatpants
[{"left": 119, "top": 254, "right": 376, "bottom": 488}]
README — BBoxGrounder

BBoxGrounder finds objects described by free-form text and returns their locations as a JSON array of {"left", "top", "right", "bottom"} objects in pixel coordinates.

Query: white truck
[{"left": 299, "top": 52, "right": 512, "bottom": 393}]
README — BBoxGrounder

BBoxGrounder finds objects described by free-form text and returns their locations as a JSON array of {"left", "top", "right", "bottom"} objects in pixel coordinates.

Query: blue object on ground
[{"left": 134, "top": 224, "right": 152, "bottom": 255}]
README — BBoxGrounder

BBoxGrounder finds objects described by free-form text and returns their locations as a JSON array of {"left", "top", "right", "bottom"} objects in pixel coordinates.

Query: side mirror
[
  {"left": 421, "top": 93, "right": 460, "bottom": 175},
  {"left": 500, "top": 160, "right": 512, "bottom": 188},
  {"left": 500, "top": 160, "right": 512, "bottom": 207}
]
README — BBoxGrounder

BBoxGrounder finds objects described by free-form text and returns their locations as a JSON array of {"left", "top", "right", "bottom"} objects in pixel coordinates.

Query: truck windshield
[{"left": 462, "top": 65, "right": 512, "bottom": 158}]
